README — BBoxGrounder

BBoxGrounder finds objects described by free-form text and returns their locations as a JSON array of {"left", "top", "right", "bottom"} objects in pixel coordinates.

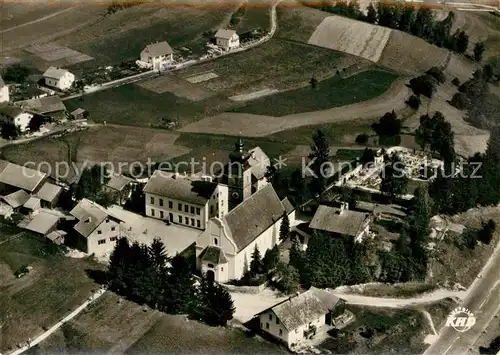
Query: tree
[
  {"left": 249, "top": 245, "right": 263, "bottom": 275},
  {"left": 478, "top": 219, "right": 496, "bottom": 245},
  {"left": 355, "top": 133, "right": 369, "bottom": 144},
  {"left": 108, "top": 237, "right": 131, "bottom": 293},
  {"left": 406, "top": 94, "right": 421, "bottom": 109},
  {"left": 473, "top": 41, "right": 485, "bottom": 62},
  {"left": 451, "top": 77, "right": 460, "bottom": 86},
  {"left": 279, "top": 212, "right": 290, "bottom": 241},
  {"left": 0, "top": 122, "right": 20, "bottom": 140},
  {"left": 409, "top": 74, "right": 437, "bottom": 98},
  {"left": 165, "top": 254, "right": 196, "bottom": 314},
  {"left": 407, "top": 186, "right": 432, "bottom": 245},
  {"left": 27, "top": 115, "right": 46, "bottom": 132},
  {"left": 308, "top": 129, "right": 331, "bottom": 194},
  {"left": 426, "top": 67, "right": 446, "bottom": 84},
  {"left": 148, "top": 238, "right": 169, "bottom": 273},
  {"left": 366, "top": 2, "right": 377, "bottom": 23},
  {"left": 360, "top": 148, "right": 375, "bottom": 166},
  {"left": 274, "top": 262, "right": 300, "bottom": 294},
  {"left": 195, "top": 276, "right": 235, "bottom": 326},
  {"left": 454, "top": 30, "right": 469, "bottom": 53},
  {"left": 289, "top": 235, "right": 304, "bottom": 274},
  {"left": 3, "top": 64, "right": 30, "bottom": 83},
  {"left": 371, "top": 110, "right": 402, "bottom": 137},
  {"left": 262, "top": 245, "right": 280, "bottom": 273},
  {"left": 310, "top": 77, "right": 318, "bottom": 89},
  {"left": 95, "top": 190, "right": 117, "bottom": 207},
  {"left": 73, "top": 165, "right": 110, "bottom": 201},
  {"left": 380, "top": 155, "right": 408, "bottom": 201},
  {"left": 450, "top": 92, "right": 470, "bottom": 110}
]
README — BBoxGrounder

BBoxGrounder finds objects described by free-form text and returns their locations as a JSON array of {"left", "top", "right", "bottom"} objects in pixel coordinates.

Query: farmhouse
[
  {"left": 70, "top": 198, "right": 124, "bottom": 256},
  {"left": 143, "top": 171, "right": 228, "bottom": 230},
  {"left": 140, "top": 41, "right": 173, "bottom": 70},
  {"left": 21, "top": 210, "right": 61, "bottom": 237},
  {"left": 35, "top": 181, "right": 63, "bottom": 209},
  {"left": 308, "top": 202, "right": 372, "bottom": 243},
  {"left": 257, "top": 287, "right": 346, "bottom": 349},
  {"left": 214, "top": 29, "right": 240, "bottom": 51},
  {"left": 0, "top": 76, "right": 9, "bottom": 103},
  {"left": 195, "top": 184, "right": 295, "bottom": 283},
  {"left": 215, "top": 139, "right": 270, "bottom": 206},
  {"left": 0, "top": 105, "right": 34, "bottom": 132},
  {"left": 0, "top": 160, "right": 47, "bottom": 194},
  {"left": 42, "top": 67, "right": 75, "bottom": 91},
  {"left": 16, "top": 95, "right": 66, "bottom": 116}
]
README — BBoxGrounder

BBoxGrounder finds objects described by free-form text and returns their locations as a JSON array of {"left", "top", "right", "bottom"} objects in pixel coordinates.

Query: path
[
  {"left": 6, "top": 288, "right": 106, "bottom": 355},
  {"left": 0, "top": 7, "right": 77, "bottom": 34}
]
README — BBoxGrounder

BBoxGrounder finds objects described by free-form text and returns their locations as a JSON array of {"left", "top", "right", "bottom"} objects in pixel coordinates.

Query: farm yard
[{"left": 0, "top": 224, "right": 104, "bottom": 353}]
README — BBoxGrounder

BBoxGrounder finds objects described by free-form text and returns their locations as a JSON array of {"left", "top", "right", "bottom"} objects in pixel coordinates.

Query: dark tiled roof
[
  {"left": 0, "top": 160, "right": 46, "bottom": 192},
  {"left": 106, "top": 175, "right": 133, "bottom": 192},
  {"left": 309, "top": 205, "right": 370, "bottom": 237},
  {"left": 199, "top": 246, "right": 228, "bottom": 264},
  {"left": 223, "top": 185, "right": 286, "bottom": 251},
  {"left": 281, "top": 197, "right": 294, "bottom": 215},
  {"left": 35, "top": 182, "right": 63, "bottom": 203}
]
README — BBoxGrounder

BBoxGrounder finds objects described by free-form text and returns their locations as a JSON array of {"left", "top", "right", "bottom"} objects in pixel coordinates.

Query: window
[
  {"left": 159, "top": 199, "right": 163, "bottom": 207},
  {"left": 98, "top": 239, "right": 106, "bottom": 245},
  {"left": 210, "top": 206, "right": 214, "bottom": 215},
  {"left": 150, "top": 196, "right": 154, "bottom": 204},
  {"left": 269, "top": 314, "right": 272, "bottom": 321},
  {"left": 295, "top": 329, "right": 298, "bottom": 334},
  {"left": 97, "top": 230, "right": 102, "bottom": 235},
  {"left": 197, "top": 220, "right": 200, "bottom": 228},
  {"left": 185, "top": 217, "right": 189, "bottom": 224},
  {"left": 178, "top": 203, "right": 182, "bottom": 211},
  {"left": 266, "top": 323, "right": 269, "bottom": 330},
  {"left": 169, "top": 213, "right": 173, "bottom": 221},
  {"left": 214, "top": 237, "right": 218, "bottom": 246},
  {"left": 196, "top": 207, "right": 200, "bottom": 215},
  {"left": 184, "top": 205, "right": 188, "bottom": 213},
  {"left": 111, "top": 226, "right": 116, "bottom": 231},
  {"left": 160, "top": 211, "right": 164, "bottom": 219},
  {"left": 221, "top": 200, "right": 224, "bottom": 206},
  {"left": 191, "top": 218, "right": 195, "bottom": 226},
  {"left": 151, "top": 209, "right": 155, "bottom": 217},
  {"left": 221, "top": 267, "right": 224, "bottom": 271},
  {"left": 190, "top": 206, "right": 195, "bottom": 214},
  {"left": 169, "top": 201, "right": 173, "bottom": 209},
  {"left": 208, "top": 263, "right": 214, "bottom": 268},
  {"left": 279, "top": 329, "right": 283, "bottom": 336},
  {"left": 105, "top": 219, "right": 109, "bottom": 223},
  {"left": 110, "top": 237, "right": 118, "bottom": 242},
  {"left": 178, "top": 216, "right": 182, "bottom": 223},
  {"left": 276, "top": 318, "right": 280, "bottom": 325}
]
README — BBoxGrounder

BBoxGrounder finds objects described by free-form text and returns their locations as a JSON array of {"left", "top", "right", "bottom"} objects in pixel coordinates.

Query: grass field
[
  {"left": 0, "top": 223, "right": 104, "bottom": 353},
  {"left": 229, "top": 1, "right": 273, "bottom": 33},
  {"left": 28, "top": 292, "right": 288, "bottom": 354},
  {"left": 227, "top": 69, "right": 399, "bottom": 116}
]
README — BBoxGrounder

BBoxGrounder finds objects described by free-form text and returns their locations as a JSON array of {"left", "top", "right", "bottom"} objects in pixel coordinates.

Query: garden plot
[
  {"left": 229, "top": 88, "right": 279, "bottom": 101},
  {"left": 137, "top": 75, "right": 215, "bottom": 101},
  {"left": 308, "top": 15, "right": 392, "bottom": 62},
  {"left": 25, "top": 42, "right": 93, "bottom": 65},
  {"left": 185, "top": 72, "right": 219, "bottom": 83}
]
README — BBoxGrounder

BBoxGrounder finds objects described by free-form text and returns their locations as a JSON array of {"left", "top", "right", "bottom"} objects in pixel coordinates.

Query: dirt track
[{"left": 179, "top": 78, "right": 412, "bottom": 136}]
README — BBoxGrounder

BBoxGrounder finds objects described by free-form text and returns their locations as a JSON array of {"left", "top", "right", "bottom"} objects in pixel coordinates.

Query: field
[
  {"left": 227, "top": 69, "right": 400, "bottom": 116},
  {"left": 229, "top": 0, "right": 273, "bottom": 33},
  {"left": 137, "top": 75, "right": 216, "bottom": 101},
  {"left": 0, "top": 223, "right": 104, "bottom": 353},
  {"left": 28, "top": 292, "right": 288, "bottom": 354},
  {"left": 308, "top": 15, "right": 392, "bottom": 63}
]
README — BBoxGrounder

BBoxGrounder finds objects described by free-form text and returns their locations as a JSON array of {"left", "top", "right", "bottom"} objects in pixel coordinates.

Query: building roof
[
  {"left": 71, "top": 108, "right": 86, "bottom": 116},
  {"left": 143, "top": 171, "right": 218, "bottom": 206},
  {"left": 106, "top": 175, "right": 134, "bottom": 192},
  {"left": 354, "top": 201, "right": 407, "bottom": 218},
  {"left": 23, "top": 196, "right": 41, "bottom": 210},
  {"left": 2, "top": 190, "right": 30, "bottom": 208},
  {"left": 260, "top": 287, "right": 342, "bottom": 331},
  {"left": 35, "top": 182, "right": 63, "bottom": 203},
  {"left": 281, "top": 197, "right": 294, "bottom": 215},
  {"left": 199, "top": 246, "right": 228, "bottom": 264},
  {"left": 247, "top": 146, "right": 270, "bottom": 180},
  {"left": 309, "top": 205, "right": 370, "bottom": 237},
  {"left": 70, "top": 198, "right": 121, "bottom": 238},
  {"left": 222, "top": 184, "right": 286, "bottom": 251},
  {"left": 24, "top": 211, "right": 60, "bottom": 235},
  {"left": 0, "top": 105, "right": 24, "bottom": 119},
  {"left": 215, "top": 28, "right": 237, "bottom": 39},
  {"left": 16, "top": 95, "right": 66, "bottom": 114},
  {"left": 43, "top": 66, "right": 71, "bottom": 80},
  {"left": 141, "top": 41, "right": 173, "bottom": 57},
  {"left": 0, "top": 160, "right": 46, "bottom": 192}
]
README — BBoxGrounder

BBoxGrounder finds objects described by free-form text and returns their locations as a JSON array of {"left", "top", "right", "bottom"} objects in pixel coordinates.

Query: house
[
  {"left": 309, "top": 202, "right": 372, "bottom": 243},
  {"left": 215, "top": 139, "right": 270, "bottom": 206},
  {"left": 42, "top": 67, "right": 75, "bottom": 91},
  {"left": 0, "top": 76, "right": 9, "bottom": 103},
  {"left": 69, "top": 198, "right": 124, "bottom": 256},
  {"left": 22, "top": 210, "right": 60, "bottom": 236},
  {"left": 104, "top": 175, "right": 134, "bottom": 205},
  {"left": 0, "top": 160, "right": 47, "bottom": 194},
  {"left": 16, "top": 95, "right": 66, "bottom": 116},
  {"left": 144, "top": 171, "right": 228, "bottom": 230},
  {"left": 140, "top": 41, "right": 173, "bottom": 70},
  {"left": 257, "top": 287, "right": 346, "bottom": 349},
  {"left": 0, "top": 105, "right": 33, "bottom": 132},
  {"left": 195, "top": 184, "right": 295, "bottom": 283},
  {"left": 70, "top": 108, "right": 88, "bottom": 119},
  {"left": 214, "top": 29, "right": 240, "bottom": 51},
  {"left": 22, "top": 196, "right": 41, "bottom": 213},
  {"left": 1, "top": 190, "right": 30, "bottom": 210},
  {"left": 35, "top": 181, "right": 63, "bottom": 208}
]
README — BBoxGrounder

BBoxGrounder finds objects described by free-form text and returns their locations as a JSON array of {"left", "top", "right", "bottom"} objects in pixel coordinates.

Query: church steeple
[{"left": 230, "top": 136, "right": 247, "bottom": 162}]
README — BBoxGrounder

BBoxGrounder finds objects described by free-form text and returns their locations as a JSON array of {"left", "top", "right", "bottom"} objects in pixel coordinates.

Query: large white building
[
  {"left": 42, "top": 67, "right": 75, "bottom": 91},
  {"left": 0, "top": 76, "right": 9, "bottom": 103},
  {"left": 143, "top": 171, "right": 228, "bottom": 230},
  {"left": 140, "top": 41, "right": 173, "bottom": 70},
  {"left": 195, "top": 184, "right": 295, "bottom": 283},
  {"left": 214, "top": 29, "right": 240, "bottom": 51},
  {"left": 0, "top": 106, "right": 34, "bottom": 132}
]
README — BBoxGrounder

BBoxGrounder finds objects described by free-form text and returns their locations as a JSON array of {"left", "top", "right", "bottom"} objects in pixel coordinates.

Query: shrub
[
  {"left": 450, "top": 92, "right": 470, "bottom": 110},
  {"left": 426, "top": 67, "right": 446, "bottom": 84},
  {"left": 355, "top": 133, "right": 369, "bottom": 144},
  {"left": 406, "top": 94, "right": 421, "bottom": 109},
  {"left": 409, "top": 75, "right": 437, "bottom": 98}
]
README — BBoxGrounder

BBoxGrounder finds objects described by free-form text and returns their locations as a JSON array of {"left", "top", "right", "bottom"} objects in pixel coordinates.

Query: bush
[
  {"left": 450, "top": 92, "right": 470, "bottom": 110},
  {"left": 451, "top": 77, "right": 460, "bottom": 86},
  {"left": 371, "top": 110, "right": 402, "bottom": 137},
  {"left": 406, "top": 94, "right": 421, "bottom": 109},
  {"left": 355, "top": 133, "right": 369, "bottom": 144},
  {"left": 409, "top": 74, "right": 437, "bottom": 98},
  {"left": 3, "top": 64, "right": 30, "bottom": 83},
  {"left": 426, "top": 67, "right": 446, "bottom": 84}
]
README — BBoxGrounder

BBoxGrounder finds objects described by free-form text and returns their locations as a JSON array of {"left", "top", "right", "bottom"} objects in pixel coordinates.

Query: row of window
[
  {"left": 262, "top": 322, "right": 283, "bottom": 337},
  {"left": 97, "top": 236, "right": 118, "bottom": 245},
  {"left": 150, "top": 208, "right": 202, "bottom": 228},
  {"left": 96, "top": 225, "right": 116, "bottom": 235},
  {"left": 149, "top": 196, "right": 202, "bottom": 216}
]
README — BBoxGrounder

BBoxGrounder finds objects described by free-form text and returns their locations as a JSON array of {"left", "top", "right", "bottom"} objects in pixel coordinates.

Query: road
[{"left": 423, "top": 231, "right": 500, "bottom": 355}]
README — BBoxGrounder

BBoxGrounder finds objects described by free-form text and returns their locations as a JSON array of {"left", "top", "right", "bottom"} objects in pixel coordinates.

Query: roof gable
[{"left": 70, "top": 198, "right": 121, "bottom": 238}]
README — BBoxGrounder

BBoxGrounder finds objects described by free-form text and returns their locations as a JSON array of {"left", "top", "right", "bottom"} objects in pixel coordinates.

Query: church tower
[{"left": 226, "top": 138, "right": 252, "bottom": 206}]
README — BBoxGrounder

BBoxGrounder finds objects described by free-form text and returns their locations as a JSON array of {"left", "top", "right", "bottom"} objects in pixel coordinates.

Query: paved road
[{"left": 424, "top": 231, "right": 500, "bottom": 355}]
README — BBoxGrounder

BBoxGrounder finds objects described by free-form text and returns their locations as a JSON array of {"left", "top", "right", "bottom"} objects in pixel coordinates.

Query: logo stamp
[{"left": 445, "top": 307, "right": 476, "bottom": 332}]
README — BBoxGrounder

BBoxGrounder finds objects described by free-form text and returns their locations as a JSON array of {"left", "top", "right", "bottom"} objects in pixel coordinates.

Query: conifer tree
[
  {"left": 249, "top": 245, "right": 263, "bottom": 275},
  {"left": 279, "top": 212, "right": 290, "bottom": 241},
  {"left": 165, "top": 254, "right": 196, "bottom": 314},
  {"left": 195, "top": 276, "right": 235, "bottom": 326}
]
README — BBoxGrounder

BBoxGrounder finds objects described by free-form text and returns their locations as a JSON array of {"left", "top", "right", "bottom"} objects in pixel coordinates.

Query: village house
[
  {"left": 21, "top": 210, "right": 61, "bottom": 237},
  {"left": 104, "top": 175, "right": 134, "bottom": 205},
  {"left": 35, "top": 181, "right": 63, "bottom": 209},
  {"left": 195, "top": 184, "right": 295, "bottom": 283},
  {"left": 215, "top": 139, "right": 270, "bottom": 207},
  {"left": 143, "top": 171, "right": 228, "bottom": 230},
  {"left": 0, "top": 76, "right": 9, "bottom": 103},
  {"left": 16, "top": 95, "right": 66, "bottom": 118},
  {"left": 69, "top": 198, "right": 124, "bottom": 256},
  {"left": 257, "top": 287, "right": 346, "bottom": 349},
  {"left": 0, "top": 105, "right": 34, "bottom": 132},
  {"left": 0, "top": 160, "right": 47, "bottom": 195},
  {"left": 140, "top": 41, "right": 173, "bottom": 70},
  {"left": 214, "top": 29, "right": 240, "bottom": 51},
  {"left": 42, "top": 67, "right": 75, "bottom": 91}
]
